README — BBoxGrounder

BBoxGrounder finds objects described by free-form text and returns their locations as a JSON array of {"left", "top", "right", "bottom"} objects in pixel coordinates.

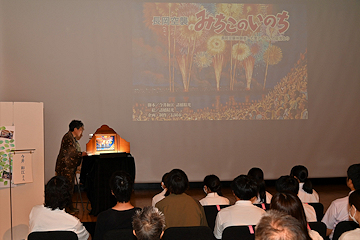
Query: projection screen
[{"left": 132, "top": 3, "right": 307, "bottom": 121}]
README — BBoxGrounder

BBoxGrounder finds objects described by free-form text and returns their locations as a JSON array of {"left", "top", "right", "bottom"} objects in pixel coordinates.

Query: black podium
[{"left": 80, "top": 153, "right": 135, "bottom": 216}]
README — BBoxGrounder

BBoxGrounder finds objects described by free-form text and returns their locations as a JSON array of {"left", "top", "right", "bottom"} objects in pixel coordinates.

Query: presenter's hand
[{"left": 82, "top": 151, "right": 88, "bottom": 157}]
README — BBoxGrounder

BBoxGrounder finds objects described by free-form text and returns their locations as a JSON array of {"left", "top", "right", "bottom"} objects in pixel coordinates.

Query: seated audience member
[
  {"left": 248, "top": 167, "right": 273, "bottom": 204},
  {"left": 323, "top": 163, "right": 360, "bottom": 239},
  {"left": 199, "top": 174, "right": 230, "bottom": 206},
  {"left": 270, "top": 192, "right": 322, "bottom": 240},
  {"left": 132, "top": 206, "right": 166, "bottom": 240},
  {"left": 213, "top": 174, "right": 265, "bottom": 239},
  {"left": 29, "top": 176, "right": 90, "bottom": 240},
  {"left": 255, "top": 210, "right": 308, "bottom": 240},
  {"left": 155, "top": 169, "right": 207, "bottom": 229},
  {"left": 152, "top": 172, "right": 169, "bottom": 207},
  {"left": 339, "top": 189, "right": 360, "bottom": 240},
  {"left": 94, "top": 171, "right": 141, "bottom": 240},
  {"left": 275, "top": 175, "right": 317, "bottom": 222},
  {"left": 290, "top": 165, "right": 319, "bottom": 203}
]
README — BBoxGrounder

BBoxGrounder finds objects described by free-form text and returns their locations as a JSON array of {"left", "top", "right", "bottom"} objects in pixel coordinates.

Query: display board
[{"left": 0, "top": 102, "right": 44, "bottom": 240}]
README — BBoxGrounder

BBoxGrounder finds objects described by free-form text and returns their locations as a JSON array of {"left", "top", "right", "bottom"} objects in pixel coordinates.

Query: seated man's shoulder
[
  {"left": 333, "top": 195, "right": 348, "bottom": 203},
  {"left": 328, "top": 195, "right": 349, "bottom": 209}
]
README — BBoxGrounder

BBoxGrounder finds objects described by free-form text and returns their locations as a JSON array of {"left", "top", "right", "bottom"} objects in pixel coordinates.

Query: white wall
[
  {"left": 0, "top": 102, "right": 44, "bottom": 240},
  {"left": 0, "top": 0, "right": 359, "bottom": 184}
]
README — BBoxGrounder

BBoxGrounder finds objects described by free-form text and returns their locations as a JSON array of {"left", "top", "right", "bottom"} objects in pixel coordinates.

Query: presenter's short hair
[
  {"left": 110, "top": 171, "right": 134, "bottom": 203},
  {"left": 255, "top": 210, "right": 307, "bottom": 240},
  {"left": 44, "top": 176, "right": 72, "bottom": 210},
  {"left": 166, "top": 169, "right": 189, "bottom": 194},
  {"left": 69, "top": 120, "right": 84, "bottom": 131},
  {"left": 132, "top": 206, "right": 165, "bottom": 240},
  {"left": 231, "top": 174, "right": 258, "bottom": 200},
  {"left": 275, "top": 175, "right": 299, "bottom": 194}
]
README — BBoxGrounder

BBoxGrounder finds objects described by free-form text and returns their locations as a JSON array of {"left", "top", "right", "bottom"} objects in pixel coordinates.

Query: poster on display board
[{"left": 0, "top": 126, "right": 15, "bottom": 188}]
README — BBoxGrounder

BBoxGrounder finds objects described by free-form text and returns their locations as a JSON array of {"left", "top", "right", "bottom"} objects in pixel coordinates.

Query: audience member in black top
[{"left": 94, "top": 171, "right": 141, "bottom": 240}]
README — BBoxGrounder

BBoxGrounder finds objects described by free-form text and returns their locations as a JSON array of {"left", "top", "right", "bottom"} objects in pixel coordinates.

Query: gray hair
[
  {"left": 132, "top": 206, "right": 165, "bottom": 240},
  {"left": 255, "top": 210, "right": 307, "bottom": 240}
]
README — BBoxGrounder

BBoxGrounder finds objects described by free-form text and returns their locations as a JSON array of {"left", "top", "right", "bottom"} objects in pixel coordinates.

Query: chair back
[
  {"left": 203, "top": 205, "right": 230, "bottom": 231},
  {"left": 103, "top": 229, "right": 137, "bottom": 240},
  {"left": 253, "top": 203, "right": 270, "bottom": 211},
  {"left": 222, "top": 225, "right": 256, "bottom": 240},
  {"left": 332, "top": 221, "right": 359, "bottom": 240},
  {"left": 28, "top": 231, "right": 78, "bottom": 240},
  {"left": 308, "top": 221, "right": 327, "bottom": 239},
  {"left": 82, "top": 222, "right": 96, "bottom": 238},
  {"left": 162, "top": 226, "right": 215, "bottom": 240},
  {"left": 307, "top": 202, "right": 324, "bottom": 221}
]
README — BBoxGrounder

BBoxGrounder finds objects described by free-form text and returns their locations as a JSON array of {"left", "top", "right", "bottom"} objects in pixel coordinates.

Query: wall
[
  {"left": 0, "top": 102, "right": 44, "bottom": 240},
  {"left": 0, "top": 0, "right": 359, "bottom": 183}
]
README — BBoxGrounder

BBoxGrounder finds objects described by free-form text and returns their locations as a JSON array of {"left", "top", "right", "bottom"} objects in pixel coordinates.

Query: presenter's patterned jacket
[{"left": 55, "top": 131, "right": 82, "bottom": 190}]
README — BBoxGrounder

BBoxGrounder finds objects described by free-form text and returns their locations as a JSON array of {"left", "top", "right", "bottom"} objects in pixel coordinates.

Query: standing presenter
[{"left": 55, "top": 120, "right": 87, "bottom": 213}]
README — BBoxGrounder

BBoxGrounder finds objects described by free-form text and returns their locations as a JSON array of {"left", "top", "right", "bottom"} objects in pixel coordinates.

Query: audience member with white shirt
[
  {"left": 213, "top": 175, "right": 265, "bottom": 239},
  {"left": 29, "top": 176, "right": 90, "bottom": 240},
  {"left": 199, "top": 174, "right": 230, "bottom": 206},
  {"left": 290, "top": 165, "right": 319, "bottom": 203},
  {"left": 322, "top": 164, "right": 360, "bottom": 239},
  {"left": 339, "top": 189, "right": 360, "bottom": 240},
  {"left": 275, "top": 175, "right": 317, "bottom": 222}
]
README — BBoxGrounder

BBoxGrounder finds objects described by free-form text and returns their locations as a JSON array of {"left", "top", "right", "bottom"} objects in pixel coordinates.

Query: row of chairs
[
  {"left": 28, "top": 221, "right": 359, "bottom": 240},
  {"left": 27, "top": 227, "right": 214, "bottom": 240},
  {"left": 27, "top": 224, "right": 323, "bottom": 240},
  {"left": 203, "top": 202, "right": 325, "bottom": 231},
  {"left": 29, "top": 202, "right": 356, "bottom": 240}
]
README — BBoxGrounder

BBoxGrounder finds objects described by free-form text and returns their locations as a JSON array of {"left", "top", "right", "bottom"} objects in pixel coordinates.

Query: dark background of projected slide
[
  {"left": 0, "top": 0, "right": 359, "bottom": 183},
  {"left": 132, "top": 3, "right": 307, "bottom": 121}
]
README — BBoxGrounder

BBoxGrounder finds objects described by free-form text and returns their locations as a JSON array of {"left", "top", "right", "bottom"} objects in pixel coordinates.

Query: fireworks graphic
[
  {"left": 216, "top": 3, "right": 244, "bottom": 20},
  {"left": 207, "top": 35, "right": 226, "bottom": 91},
  {"left": 264, "top": 45, "right": 282, "bottom": 65},
  {"left": 246, "top": 33, "right": 269, "bottom": 64},
  {"left": 133, "top": 2, "right": 307, "bottom": 121},
  {"left": 137, "top": 3, "right": 295, "bottom": 93},
  {"left": 194, "top": 51, "right": 213, "bottom": 69},
  {"left": 207, "top": 35, "right": 226, "bottom": 55},
  {"left": 232, "top": 43, "right": 250, "bottom": 61},
  {"left": 263, "top": 45, "right": 283, "bottom": 89}
]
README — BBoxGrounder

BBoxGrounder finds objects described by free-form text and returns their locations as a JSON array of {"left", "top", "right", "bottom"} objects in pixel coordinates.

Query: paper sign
[{"left": 12, "top": 152, "right": 33, "bottom": 184}]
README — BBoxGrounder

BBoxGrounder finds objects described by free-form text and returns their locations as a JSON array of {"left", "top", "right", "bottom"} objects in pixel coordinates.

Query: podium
[{"left": 80, "top": 125, "right": 135, "bottom": 216}]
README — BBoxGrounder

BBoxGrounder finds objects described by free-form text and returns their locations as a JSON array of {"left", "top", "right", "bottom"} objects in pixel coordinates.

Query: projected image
[
  {"left": 132, "top": 3, "right": 307, "bottom": 121},
  {"left": 96, "top": 135, "right": 115, "bottom": 151}
]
